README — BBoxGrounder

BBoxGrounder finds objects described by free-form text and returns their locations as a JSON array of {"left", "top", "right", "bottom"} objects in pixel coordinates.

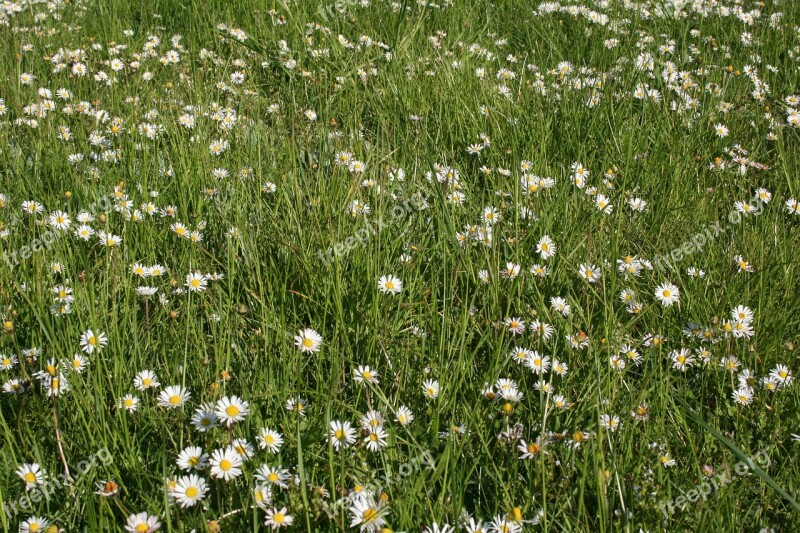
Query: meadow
[{"left": 0, "top": 0, "right": 799, "bottom": 531}]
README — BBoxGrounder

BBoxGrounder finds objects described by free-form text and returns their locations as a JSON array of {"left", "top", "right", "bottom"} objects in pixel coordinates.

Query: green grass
[{"left": 0, "top": 0, "right": 799, "bottom": 531}]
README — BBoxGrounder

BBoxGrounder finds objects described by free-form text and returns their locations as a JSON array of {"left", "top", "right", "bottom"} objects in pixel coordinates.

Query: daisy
[
  {"left": 517, "top": 436, "right": 547, "bottom": 459},
  {"left": 209, "top": 447, "right": 243, "bottom": 481},
  {"left": 48, "top": 210, "right": 71, "bottom": 230},
  {"left": 124, "top": 512, "right": 161, "bottom": 533},
  {"left": 21, "top": 200, "right": 44, "bottom": 215},
  {"left": 79, "top": 329, "right": 108, "bottom": 354},
  {"left": 659, "top": 454, "right": 676, "bottom": 467},
  {"left": 578, "top": 264, "right": 601, "bottom": 283},
  {"left": 731, "top": 305, "right": 754, "bottom": 324},
  {"left": 16, "top": 463, "right": 45, "bottom": 490},
  {"left": 510, "top": 347, "right": 533, "bottom": 364},
  {"left": 536, "top": 235, "right": 556, "bottom": 259},
  {"left": 654, "top": 282, "right": 679, "bottom": 306},
  {"left": 770, "top": 364, "right": 793, "bottom": 386},
  {"left": 0, "top": 353, "right": 17, "bottom": 370},
  {"left": 599, "top": 414, "right": 621, "bottom": 432},
  {"left": 395, "top": 406, "right": 414, "bottom": 426},
  {"left": 364, "top": 427, "right": 388, "bottom": 452},
  {"left": 505, "top": 317, "right": 525, "bottom": 335},
  {"left": 173, "top": 474, "right": 208, "bottom": 508},
  {"left": 177, "top": 446, "right": 207, "bottom": 471},
  {"left": 360, "top": 410, "right": 385, "bottom": 431},
  {"left": 264, "top": 507, "right": 293, "bottom": 529},
  {"left": 423, "top": 379, "right": 440, "bottom": 399},
  {"left": 349, "top": 493, "right": 388, "bottom": 531},
  {"left": 190, "top": 406, "right": 218, "bottom": 432},
  {"left": 483, "top": 206, "right": 501, "bottom": 225},
  {"left": 97, "top": 231, "right": 122, "bottom": 248},
  {"left": 377, "top": 275, "right": 402, "bottom": 295},
  {"left": 329, "top": 420, "right": 357, "bottom": 450},
  {"left": 353, "top": 365, "right": 379, "bottom": 385},
  {"left": 75, "top": 224, "right": 95, "bottom": 240},
  {"left": 489, "top": 516, "right": 521, "bottom": 533},
  {"left": 96, "top": 482, "right": 120, "bottom": 499},
  {"left": 254, "top": 484, "right": 273, "bottom": 509},
  {"left": 20, "top": 517, "right": 50, "bottom": 533},
  {"left": 733, "top": 255, "right": 754, "bottom": 273},
  {"left": 550, "top": 296, "right": 571, "bottom": 316},
  {"left": 185, "top": 272, "right": 207, "bottom": 292},
  {"left": 157, "top": 385, "right": 191, "bottom": 408},
  {"left": 229, "top": 439, "right": 254, "bottom": 461},
  {"left": 133, "top": 370, "right": 159, "bottom": 390},
  {"left": 255, "top": 465, "right": 291, "bottom": 489},
  {"left": 714, "top": 123, "right": 729, "bottom": 137},
  {"left": 118, "top": 394, "right": 140, "bottom": 412},
  {"left": 294, "top": 328, "right": 322, "bottom": 353},
  {"left": 732, "top": 387, "right": 754, "bottom": 406},
  {"left": 258, "top": 428, "right": 284, "bottom": 453},
  {"left": 215, "top": 395, "right": 250, "bottom": 427},
  {"left": 595, "top": 194, "right": 613, "bottom": 214},
  {"left": 525, "top": 352, "right": 550, "bottom": 374}
]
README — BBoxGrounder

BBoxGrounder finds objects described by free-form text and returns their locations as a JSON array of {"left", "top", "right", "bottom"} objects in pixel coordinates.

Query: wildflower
[
  {"left": 258, "top": 428, "right": 284, "bottom": 453},
  {"left": 423, "top": 379, "right": 440, "bottom": 399},
  {"left": 79, "top": 329, "right": 108, "bottom": 354},
  {"left": 185, "top": 272, "right": 208, "bottom": 292},
  {"left": 209, "top": 447, "right": 243, "bottom": 481},
  {"left": 578, "top": 264, "right": 601, "bottom": 283},
  {"left": 177, "top": 446, "right": 208, "bottom": 471},
  {"left": 16, "top": 463, "right": 46, "bottom": 491},
  {"left": 654, "top": 282, "right": 680, "bottom": 306},
  {"left": 157, "top": 385, "right": 191, "bottom": 408},
  {"left": 329, "top": 420, "right": 357, "bottom": 450},
  {"left": 395, "top": 406, "right": 414, "bottom": 426},
  {"left": 264, "top": 507, "right": 293, "bottom": 529},
  {"left": 174, "top": 474, "right": 208, "bottom": 507},
  {"left": 353, "top": 365, "right": 379, "bottom": 385},
  {"left": 294, "top": 328, "right": 322, "bottom": 353},
  {"left": 124, "top": 512, "right": 161, "bottom": 532},
  {"left": 378, "top": 275, "right": 402, "bottom": 294},
  {"left": 215, "top": 395, "right": 250, "bottom": 427}
]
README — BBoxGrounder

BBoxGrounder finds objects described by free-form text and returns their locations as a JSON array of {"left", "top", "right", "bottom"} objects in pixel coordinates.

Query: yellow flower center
[
  {"left": 169, "top": 395, "right": 180, "bottom": 405},
  {"left": 303, "top": 338, "right": 313, "bottom": 347},
  {"left": 185, "top": 486, "right": 198, "bottom": 498},
  {"left": 219, "top": 460, "right": 231, "bottom": 471},
  {"left": 226, "top": 405, "right": 240, "bottom": 417},
  {"left": 24, "top": 472, "right": 36, "bottom": 483},
  {"left": 273, "top": 513, "right": 285, "bottom": 523}
]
